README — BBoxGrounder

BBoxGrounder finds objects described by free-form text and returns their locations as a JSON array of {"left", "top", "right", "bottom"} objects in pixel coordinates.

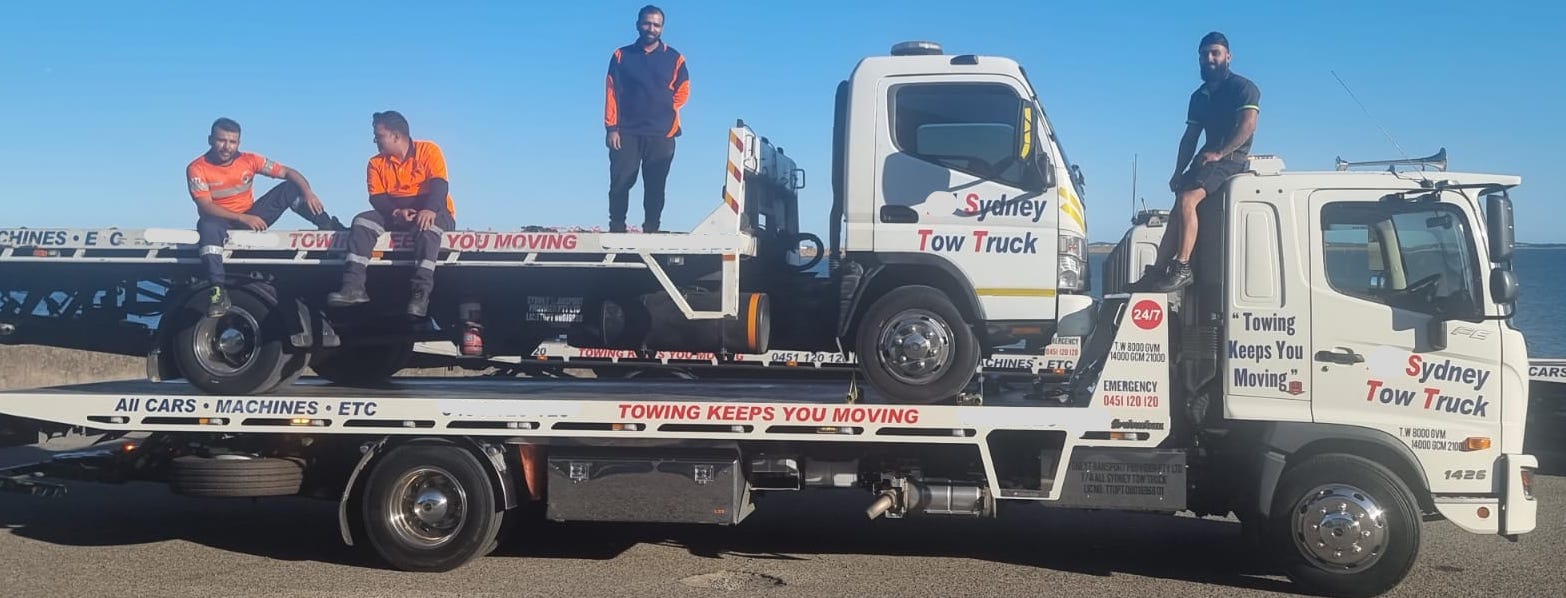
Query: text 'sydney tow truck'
[{"left": 0, "top": 43, "right": 1541, "bottom": 598}]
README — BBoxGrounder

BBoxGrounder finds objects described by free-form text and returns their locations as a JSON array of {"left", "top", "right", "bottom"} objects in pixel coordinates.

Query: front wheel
[
  {"left": 1268, "top": 454, "right": 1422, "bottom": 598},
  {"left": 853, "top": 285, "right": 978, "bottom": 404},
  {"left": 171, "top": 287, "right": 307, "bottom": 395},
  {"left": 361, "top": 444, "right": 503, "bottom": 572}
]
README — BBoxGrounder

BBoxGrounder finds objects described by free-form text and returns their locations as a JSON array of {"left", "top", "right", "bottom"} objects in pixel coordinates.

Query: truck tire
[
  {"left": 1267, "top": 454, "right": 1421, "bottom": 598},
  {"left": 854, "top": 285, "right": 978, "bottom": 404},
  {"left": 361, "top": 444, "right": 503, "bottom": 572},
  {"left": 172, "top": 288, "right": 308, "bottom": 395},
  {"left": 169, "top": 455, "right": 304, "bottom": 498},
  {"left": 311, "top": 342, "right": 414, "bottom": 387}
]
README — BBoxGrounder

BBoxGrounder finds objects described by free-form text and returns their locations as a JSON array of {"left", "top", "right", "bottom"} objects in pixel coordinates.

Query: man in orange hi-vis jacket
[
  {"left": 604, "top": 4, "right": 689, "bottom": 233},
  {"left": 327, "top": 111, "right": 455, "bottom": 318},
  {"left": 187, "top": 117, "right": 344, "bottom": 318}
]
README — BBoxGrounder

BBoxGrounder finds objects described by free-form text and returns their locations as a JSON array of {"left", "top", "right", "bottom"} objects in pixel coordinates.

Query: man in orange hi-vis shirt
[
  {"left": 604, "top": 4, "right": 689, "bottom": 232},
  {"left": 188, "top": 117, "right": 344, "bottom": 318},
  {"left": 327, "top": 111, "right": 455, "bottom": 318}
]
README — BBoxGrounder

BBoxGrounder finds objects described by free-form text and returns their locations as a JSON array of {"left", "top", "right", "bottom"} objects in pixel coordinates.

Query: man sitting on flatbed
[
  {"left": 187, "top": 117, "right": 344, "bottom": 318},
  {"left": 326, "top": 111, "right": 456, "bottom": 318}
]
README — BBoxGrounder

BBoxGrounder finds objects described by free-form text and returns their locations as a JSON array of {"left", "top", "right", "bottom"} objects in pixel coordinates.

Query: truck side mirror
[
  {"left": 1491, "top": 268, "right": 1519, "bottom": 305},
  {"left": 1032, "top": 149, "right": 1057, "bottom": 191},
  {"left": 1427, "top": 317, "right": 1447, "bottom": 352},
  {"left": 1486, "top": 193, "right": 1515, "bottom": 263}
]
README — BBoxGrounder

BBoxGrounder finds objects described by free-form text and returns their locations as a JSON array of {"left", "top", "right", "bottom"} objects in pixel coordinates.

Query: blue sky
[{"left": 2, "top": 1, "right": 1562, "bottom": 243}]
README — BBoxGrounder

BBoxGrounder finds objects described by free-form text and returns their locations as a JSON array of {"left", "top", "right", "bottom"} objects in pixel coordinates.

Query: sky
[{"left": 2, "top": 1, "right": 1563, "bottom": 244}]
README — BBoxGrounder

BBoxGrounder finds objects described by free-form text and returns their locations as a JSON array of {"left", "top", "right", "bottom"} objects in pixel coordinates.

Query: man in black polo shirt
[
  {"left": 604, "top": 4, "right": 690, "bottom": 233},
  {"left": 1141, "top": 31, "right": 1260, "bottom": 292}
]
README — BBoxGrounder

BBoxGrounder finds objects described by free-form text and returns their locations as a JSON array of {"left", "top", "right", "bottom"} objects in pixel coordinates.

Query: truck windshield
[{"left": 1321, "top": 201, "right": 1482, "bottom": 317}]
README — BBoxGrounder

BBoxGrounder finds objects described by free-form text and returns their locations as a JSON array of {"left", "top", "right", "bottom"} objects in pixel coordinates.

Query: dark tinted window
[{"left": 892, "top": 83, "right": 1031, "bottom": 187}]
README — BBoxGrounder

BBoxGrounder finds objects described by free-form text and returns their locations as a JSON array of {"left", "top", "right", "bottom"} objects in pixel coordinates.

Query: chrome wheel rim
[
  {"left": 876, "top": 308, "right": 954, "bottom": 385},
  {"left": 385, "top": 466, "right": 467, "bottom": 549},
  {"left": 194, "top": 308, "right": 260, "bottom": 376},
  {"left": 1290, "top": 483, "right": 1389, "bottom": 572}
]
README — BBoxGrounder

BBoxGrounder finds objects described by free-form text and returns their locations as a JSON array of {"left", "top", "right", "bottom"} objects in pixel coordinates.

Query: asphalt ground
[{"left": 1, "top": 434, "right": 1562, "bottom": 598}]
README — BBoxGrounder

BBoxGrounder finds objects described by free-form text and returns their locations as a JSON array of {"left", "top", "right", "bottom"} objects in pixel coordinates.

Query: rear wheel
[
  {"left": 1267, "top": 454, "right": 1422, "bottom": 598},
  {"left": 361, "top": 444, "right": 502, "bottom": 572},
  {"left": 311, "top": 342, "right": 414, "bottom": 387},
  {"left": 171, "top": 287, "right": 307, "bottom": 395},
  {"left": 854, "top": 285, "right": 978, "bottom": 404}
]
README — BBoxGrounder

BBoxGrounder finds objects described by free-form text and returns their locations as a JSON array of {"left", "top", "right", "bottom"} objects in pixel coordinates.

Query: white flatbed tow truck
[{"left": 0, "top": 45, "right": 1544, "bottom": 598}]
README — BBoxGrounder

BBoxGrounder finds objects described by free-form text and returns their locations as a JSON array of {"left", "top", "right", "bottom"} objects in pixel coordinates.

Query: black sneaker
[
  {"left": 326, "top": 287, "right": 370, "bottom": 307},
  {"left": 1126, "top": 263, "right": 1167, "bottom": 292},
  {"left": 407, "top": 289, "right": 430, "bottom": 318},
  {"left": 1151, "top": 261, "right": 1194, "bottom": 293},
  {"left": 206, "top": 286, "right": 231, "bottom": 318},
  {"left": 319, "top": 215, "right": 348, "bottom": 231}
]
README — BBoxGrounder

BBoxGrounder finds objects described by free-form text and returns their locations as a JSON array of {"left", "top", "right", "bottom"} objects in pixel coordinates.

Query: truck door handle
[
  {"left": 1314, "top": 348, "right": 1364, "bottom": 365},
  {"left": 880, "top": 205, "right": 919, "bottom": 224}
]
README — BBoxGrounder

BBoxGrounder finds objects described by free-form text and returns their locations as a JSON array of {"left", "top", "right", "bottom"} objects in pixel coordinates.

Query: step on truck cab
[{"left": 0, "top": 40, "right": 1091, "bottom": 404}]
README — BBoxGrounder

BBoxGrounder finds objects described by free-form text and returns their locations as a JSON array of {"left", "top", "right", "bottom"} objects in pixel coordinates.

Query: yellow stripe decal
[
  {"left": 1060, "top": 201, "right": 1085, "bottom": 231},
  {"left": 1020, "top": 106, "right": 1034, "bottom": 158},
  {"left": 976, "top": 288, "right": 1058, "bottom": 297}
]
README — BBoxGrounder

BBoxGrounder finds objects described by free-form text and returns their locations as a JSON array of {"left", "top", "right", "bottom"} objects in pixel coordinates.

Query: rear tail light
[{"left": 1521, "top": 467, "right": 1535, "bottom": 500}]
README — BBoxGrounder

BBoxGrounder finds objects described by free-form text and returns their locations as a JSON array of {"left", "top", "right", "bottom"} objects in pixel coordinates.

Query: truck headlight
[{"left": 1059, "top": 233, "right": 1088, "bottom": 292}]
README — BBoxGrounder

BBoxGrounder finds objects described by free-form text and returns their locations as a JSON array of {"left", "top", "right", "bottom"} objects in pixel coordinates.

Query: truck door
[
  {"left": 1307, "top": 191, "right": 1501, "bottom": 493},
  {"left": 872, "top": 76, "right": 1056, "bottom": 321}
]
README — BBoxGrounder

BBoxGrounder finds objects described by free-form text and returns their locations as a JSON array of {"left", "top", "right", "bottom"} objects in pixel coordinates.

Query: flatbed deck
[{"left": 0, "top": 376, "right": 1099, "bottom": 446}]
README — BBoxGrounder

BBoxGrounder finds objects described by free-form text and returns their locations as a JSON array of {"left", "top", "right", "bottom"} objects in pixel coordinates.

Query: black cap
[{"left": 1200, "top": 31, "right": 1229, "bottom": 49}]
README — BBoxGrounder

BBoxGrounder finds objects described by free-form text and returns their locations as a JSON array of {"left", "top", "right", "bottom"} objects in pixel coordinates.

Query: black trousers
[
  {"left": 339, "top": 208, "right": 455, "bottom": 295},
  {"left": 1178, "top": 155, "right": 1247, "bottom": 197},
  {"left": 608, "top": 134, "right": 676, "bottom": 231},
  {"left": 198, "top": 181, "right": 334, "bottom": 283}
]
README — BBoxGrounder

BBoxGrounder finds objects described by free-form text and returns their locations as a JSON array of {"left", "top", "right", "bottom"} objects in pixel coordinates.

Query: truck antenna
[
  {"left": 1130, "top": 154, "right": 1138, "bottom": 223},
  {"left": 1332, "top": 70, "right": 1412, "bottom": 163}
]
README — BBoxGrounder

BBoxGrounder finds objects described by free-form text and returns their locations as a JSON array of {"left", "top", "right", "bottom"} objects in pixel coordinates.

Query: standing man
[
  {"left": 326, "top": 111, "right": 455, "bottom": 318},
  {"left": 604, "top": 4, "right": 690, "bottom": 233},
  {"left": 187, "top": 117, "right": 344, "bottom": 318},
  {"left": 1140, "top": 31, "right": 1260, "bottom": 292}
]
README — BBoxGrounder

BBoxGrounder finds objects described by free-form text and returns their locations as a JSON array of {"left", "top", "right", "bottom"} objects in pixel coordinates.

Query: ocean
[{"left": 1087, "top": 246, "right": 1566, "bottom": 357}]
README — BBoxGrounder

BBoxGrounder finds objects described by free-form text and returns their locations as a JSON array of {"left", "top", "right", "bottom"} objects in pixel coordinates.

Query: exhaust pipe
[
  {"left": 865, "top": 491, "right": 897, "bottom": 519},
  {"left": 865, "top": 482, "right": 991, "bottom": 519}
]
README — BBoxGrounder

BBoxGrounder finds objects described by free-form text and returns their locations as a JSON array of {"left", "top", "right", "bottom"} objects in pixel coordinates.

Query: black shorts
[{"left": 1179, "top": 157, "right": 1246, "bottom": 197}]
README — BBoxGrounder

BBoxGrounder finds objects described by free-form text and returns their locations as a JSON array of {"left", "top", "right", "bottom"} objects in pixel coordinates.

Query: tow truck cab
[
  {"left": 1103, "top": 154, "right": 1536, "bottom": 542},
  {"left": 817, "top": 41, "right": 1093, "bottom": 402}
]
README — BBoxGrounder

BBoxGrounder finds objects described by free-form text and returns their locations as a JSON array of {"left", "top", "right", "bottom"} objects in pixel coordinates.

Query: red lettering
[
  {"left": 1365, "top": 379, "right": 1384, "bottom": 401},
  {"left": 917, "top": 229, "right": 933, "bottom": 251},
  {"left": 1422, "top": 387, "right": 1441, "bottom": 410},
  {"left": 619, "top": 404, "right": 632, "bottom": 418},
  {"left": 971, "top": 229, "right": 989, "bottom": 252},
  {"left": 965, "top": 193, "right": 980, "bottom": 214},
  {"left": 563, "top": 234, "right": 579, "bottom": 250},
  {"left": 1406, "top": 354, "right": 1422, "bottom": 377}
]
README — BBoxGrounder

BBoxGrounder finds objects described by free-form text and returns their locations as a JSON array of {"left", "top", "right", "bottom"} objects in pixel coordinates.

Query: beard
[{"left": 1201, "top": 62, "right": 1229, "bottom": 82}]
